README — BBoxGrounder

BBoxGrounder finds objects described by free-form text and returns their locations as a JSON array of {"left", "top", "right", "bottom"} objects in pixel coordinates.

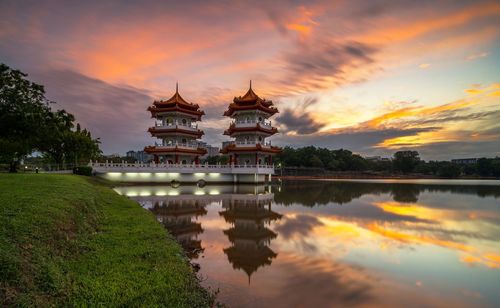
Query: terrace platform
[{"left": 89, "top": 162, "right": 275, "bottom": 183}]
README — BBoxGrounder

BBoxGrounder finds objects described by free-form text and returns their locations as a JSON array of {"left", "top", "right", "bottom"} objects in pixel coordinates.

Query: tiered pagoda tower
[
  {"left": 149, "top": 199, "right": 207, "bottom": 259},
  {"left": 221, "top": 82, "right": 281, "bottom": 165},
  {"left": 220, "top": 194, "right": 282, "bottom": 281},
  {"left": 145, "top": 84, "right": 207, "bottom": 164}
]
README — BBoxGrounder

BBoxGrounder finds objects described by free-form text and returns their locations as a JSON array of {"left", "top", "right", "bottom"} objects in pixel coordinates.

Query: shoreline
[
  {"left": 0, "top": 174, "right": 214, "bottom": 306},
  {"left": 274, "top": 175, "right": 499, "bottom": 180}
]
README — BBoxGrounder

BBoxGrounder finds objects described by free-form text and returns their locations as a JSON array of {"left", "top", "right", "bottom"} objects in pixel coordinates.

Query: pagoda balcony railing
[
  {"left": 154, "top": 122, "right": 198, "bottom": 130},
  {"left": 232, "top": 120, "right": 272, "bottom": 128},
  {"left": 154, "top": 141, "right": 200, "bottom": 149},
  {"left": 232, "top": 141, "right": 272, "bottom": 147}
]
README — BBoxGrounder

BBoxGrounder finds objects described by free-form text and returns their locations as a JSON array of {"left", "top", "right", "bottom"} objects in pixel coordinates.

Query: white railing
[
  {"left": 232, "top": 120, "right": 272, "bottom": 128},
  {"left": 154, "top": 122, "right": 198, "bottom": 130},
  {"left": 232, "top": 141, "right": 272, "bottom": 147},
  {"left": 154, "top": 141, "right": 200, "bottom": 149},
  {"left": 89, "top": 161, "right": 275, "bottom": 174}
]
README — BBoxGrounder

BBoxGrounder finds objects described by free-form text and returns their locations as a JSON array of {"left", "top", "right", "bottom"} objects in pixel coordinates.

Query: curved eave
[
  {"left": 220, "top": 144, "right": 282, "bottom": 154},
  {"left": 148, "top": 106, "right": 205, "bottom": 120},
  {"left": 144, "top": 146, "right": 208, "bottom": 155},
  {"left": 224, "top": 124, "right": 278, "bottom": 136},
  {"left": 148, "top": 127, "right": 204, "bottom": 138},
  {"left": 223, "top": 104, "right": 278, "bottom": 117}
]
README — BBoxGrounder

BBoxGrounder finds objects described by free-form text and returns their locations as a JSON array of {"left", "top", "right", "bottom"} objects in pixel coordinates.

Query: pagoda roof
[
  {"left": 224, "top": 83, "right": 278, "bottom": 116},
  {"left": 148, "top": 84, "right": 205, "bottom": 119},
  {"left": 219, "top": 208, "right": 282, "bottom": 223},
  {"left": 223, "top": 227, "right": 277, "bottom": 241},
  {"left": 148, "top": 127, "right": 204, "bottom": 138},
  {"left": 220, "top": 143, "right": 282, "bottom": 154},
  {"left": 223, "top": 245, "right": 277, "bottom": 278},
  {"left": 148, "top": 105, "right": 205, "bottom": 120},
  {"left": 224, "top": 123, "right": 277, "bottom": 136},
  {"left": 150, "top": 205, "right": 207, "bottom": 217}
]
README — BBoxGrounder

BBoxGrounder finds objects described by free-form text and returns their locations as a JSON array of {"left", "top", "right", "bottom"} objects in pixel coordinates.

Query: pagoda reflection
[
  {"left": 149, "top": 198, "right": 208, "bottom": 259},
  {"left": 219, "top": 191, "right": 282, "bottom": 282}
]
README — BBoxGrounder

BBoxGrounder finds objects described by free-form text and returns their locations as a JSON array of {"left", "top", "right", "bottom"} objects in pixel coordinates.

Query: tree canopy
[{"left": 0, "top": 63, "right": 101, "bottom": 172}]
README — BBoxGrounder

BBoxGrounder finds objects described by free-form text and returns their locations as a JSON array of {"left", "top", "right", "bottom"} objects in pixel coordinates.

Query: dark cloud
[
  {"left": 268, "top": 256, "right": 374, "bottom": 307},
  {"left": 281, "top": 40, "right": 378, "bottom": 88},
  {"left": 275, "top": 214, "right": 323, "bottom": 239},
  {"left": 273, "top": 127, "right": 438, "bottom": 154},
  {"left": 277, "top": 110, "right": 324, "bottom": 134},
  {"left": 276, "top": 96, "right": 326, "bottom": 134},
  {"left": 28, "top": 69, "right": 153, "bottom": 154}
]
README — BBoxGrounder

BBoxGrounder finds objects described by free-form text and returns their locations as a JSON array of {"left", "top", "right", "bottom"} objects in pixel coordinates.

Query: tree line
[
  {"left": 274, "top": 146, "right": 500, "bottom": 178},
  {"left": 0, "top": 63, "right": 101, "bottom": 172}
]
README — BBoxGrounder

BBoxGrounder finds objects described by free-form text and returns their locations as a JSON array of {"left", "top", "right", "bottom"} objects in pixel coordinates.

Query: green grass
[{"left": 0, "top": 174, "right": 213, "bottom": 307}]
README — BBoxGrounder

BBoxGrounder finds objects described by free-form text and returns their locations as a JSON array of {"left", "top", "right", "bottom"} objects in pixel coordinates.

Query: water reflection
[
  {"left": 115, "top": 180, "right": 500, "bottom": 307},
  {"left": 220, "top": 194, "right": 282, "bottom": 281}
]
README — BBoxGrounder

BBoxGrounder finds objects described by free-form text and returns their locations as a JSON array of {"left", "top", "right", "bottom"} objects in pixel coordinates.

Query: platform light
[
  {"left": 194, "top": 173, "right": 205, "bottom": 177},
  {"left": 156, "top": 173, "right": 168, "bottom": 177},
  {"left": 139, "top": 191, "right": 151, "bottom": 196},
  {"left": 209, "top": 173, "right": 220, "bottom": 177},
  {"left": 168, "top": 173, "right": 180, "bottom": 177},
  {"left": 168, "top": 191, "right": 180, "bottom": 196},
  {"left": 126, "top": 191, "right": 138, "bottom": 197},
  {"left": 126, "top": 173, "right": 138, "bottom": 177},
  {"left": 139, "top": 173, "right": 151, "bottom": 178},
  {"left": 194, "top": 190, "right": 205, "bottom": 195},
  {"left": 209, "top": 190, "right": 220, "bottom": 195},
  {"left": 108, "top": 172, "right": 121, "bottom": 177},
  {"left": 155, "top": 191, "right": 167, "bottom": 196}
]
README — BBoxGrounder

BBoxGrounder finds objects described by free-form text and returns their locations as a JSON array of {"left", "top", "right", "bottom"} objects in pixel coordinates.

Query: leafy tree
[
  {"left": 437, "top": 162, "right": 461, "bottom": 178},
  {"left": 476, "top": 158, "right": 492, "bottom": 177},
  {"left": 393, "top": 151, "right": 420, "bottom": 173},
  {"left": 0, "top": 63, "right": 101, "bottom": 171},
  {"left": 0, "top": 64, "right": 52, "bottom": 172}
]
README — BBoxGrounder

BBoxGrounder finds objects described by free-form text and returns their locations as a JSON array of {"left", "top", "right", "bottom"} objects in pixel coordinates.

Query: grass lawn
[{"left": 0, "top": 173, "right": 213, "bottom": 306}]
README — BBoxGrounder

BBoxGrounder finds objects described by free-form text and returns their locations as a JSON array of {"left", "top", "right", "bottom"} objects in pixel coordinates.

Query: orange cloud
[
  {"left": 368, "top": 223, "right": 476, "bottom": 252},
  {"left": 356, "top": 2, "right": 500, "bottom": 45}
]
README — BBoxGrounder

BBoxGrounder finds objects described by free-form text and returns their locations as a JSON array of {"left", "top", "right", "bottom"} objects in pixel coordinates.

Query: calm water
[{"left": 114, "top": 180, "right": 500, "bottom": 307}]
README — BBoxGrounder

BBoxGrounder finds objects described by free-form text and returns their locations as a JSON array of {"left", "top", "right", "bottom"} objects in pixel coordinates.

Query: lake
[{"left": 114, "top": 179, "right": 500, "bottom": 307}]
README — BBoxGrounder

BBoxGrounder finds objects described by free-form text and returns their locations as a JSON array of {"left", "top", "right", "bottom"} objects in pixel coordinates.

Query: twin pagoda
[{"left": 144, "top": 82, "right": 281, "bottom": 165}]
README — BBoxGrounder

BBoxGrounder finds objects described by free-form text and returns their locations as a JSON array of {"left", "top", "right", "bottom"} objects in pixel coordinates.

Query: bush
[{"left": 73, "top": 166, "right": 92, "bottom": 176}]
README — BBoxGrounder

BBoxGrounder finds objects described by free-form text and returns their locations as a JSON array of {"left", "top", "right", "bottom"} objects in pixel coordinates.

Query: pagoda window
[
  {"left": 166, "top": 118, "right": 173, "bottom": 125},
  {"left": 182, "top": 118, "right": 187, "bottom": 125},
  {"left": 258, "top": 136, "right": 263, "bottom": 142},
  {"left": 258, "top": 116, "right": 263, "bottom": 122},
  {"left": 181, "top": 138, "right": 187, "bottom": 144},
  {"left": 181, "top": 159, "right": 187, "bottom": 164}
]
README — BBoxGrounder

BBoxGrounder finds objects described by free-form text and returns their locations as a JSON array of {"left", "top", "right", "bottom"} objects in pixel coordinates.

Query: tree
[
  {"left": 393, "top": 151, "right": 420, "bottom": 173},
  {"left": 437, "top": 162, "right": 461, "bottom": 178},
  {"left": 0, "top": 63, "right": 52, "bottom": 172},
  {"left": 0, "top": 63, "right": 101, "bottom": 171}
]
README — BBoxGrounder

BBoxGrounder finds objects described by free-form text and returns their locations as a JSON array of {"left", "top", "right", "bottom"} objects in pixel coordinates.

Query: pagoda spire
[
  {"left": 176, "top": 81, "right": 179, "bottom": 93},
  {"left": 249, "top": 80, "right": 252, "bottom": 90}
]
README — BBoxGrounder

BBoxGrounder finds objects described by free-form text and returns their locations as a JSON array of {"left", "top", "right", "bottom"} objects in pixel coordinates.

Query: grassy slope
[{"left": 0, "top": 174, "right": 211, "bottom": 307}]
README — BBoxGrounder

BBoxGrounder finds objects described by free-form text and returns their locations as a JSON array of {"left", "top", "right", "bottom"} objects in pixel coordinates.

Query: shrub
[{"left": 73, "top": 166, "right": 92, "bottom": 176}]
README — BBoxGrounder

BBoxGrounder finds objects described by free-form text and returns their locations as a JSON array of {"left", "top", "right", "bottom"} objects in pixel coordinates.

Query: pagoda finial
[
  {"left": 249, "top": 80, "right": 252, "bottom": 90},
  {"left": 176, "top": 81, "right": 178, "bottom": 93}
]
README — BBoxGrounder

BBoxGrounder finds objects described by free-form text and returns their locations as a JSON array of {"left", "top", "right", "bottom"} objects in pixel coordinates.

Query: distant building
[
  {"left": 451, "top": 158, "right": 477, "bottom": 164},
  {"left": 366, "top": 156, "right": 391, "bottom": 162},
  {"left": 126, "top": 150, "right": 153, "bottom": 163},
  {"left": 198, "top": 142, "right": 220, "bottom": 159}
]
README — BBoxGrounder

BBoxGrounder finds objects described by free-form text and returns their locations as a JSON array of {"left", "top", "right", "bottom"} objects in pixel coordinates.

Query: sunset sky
[{"left": 1, "top": 0, "right": 499, "bottom": 159}]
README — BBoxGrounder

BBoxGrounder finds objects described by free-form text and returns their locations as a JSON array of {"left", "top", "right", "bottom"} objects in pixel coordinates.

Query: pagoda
[
  {"left": 150, "top": 199, "right": 207, "bottom": 259},
  {"left": 221, "top": 82, "right": 281, "bottom": 165},
  {"left": 145, "top": 84, "right": 207, "bottom": 164},
  {"left": 220, "top": 195, "right": 282, "bottom": 281}
]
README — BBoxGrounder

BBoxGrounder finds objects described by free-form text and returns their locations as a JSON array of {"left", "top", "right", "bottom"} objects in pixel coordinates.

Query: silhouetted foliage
[
  {"left": 275, "top": 146, "right": 499, "bottom": 178},
  {"left": 0, "top": 63, "right": 101, "bottom": 171}
]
